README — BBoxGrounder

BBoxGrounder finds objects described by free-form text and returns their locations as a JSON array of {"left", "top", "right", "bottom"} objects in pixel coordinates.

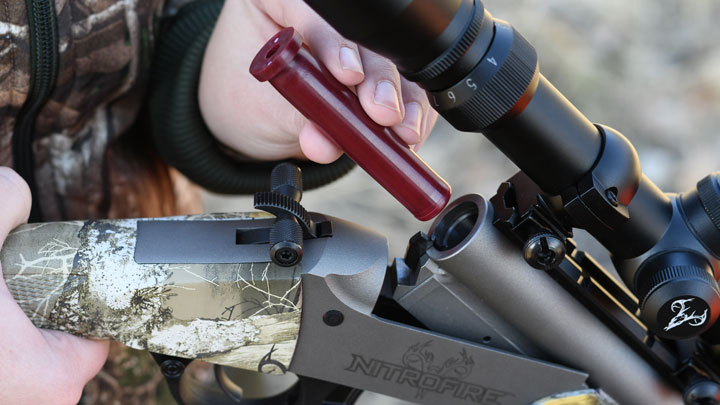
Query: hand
[
  {"left": 0, "top": 168, "right": 109, "bottom": 403},
  {"left": 199, "top": 0, "right": 439, "bottom": 164}
]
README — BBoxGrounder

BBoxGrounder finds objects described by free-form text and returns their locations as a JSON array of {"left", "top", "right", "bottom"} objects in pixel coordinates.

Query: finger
[
  {"left": 253, "top": 0, "right": 365, "bottom": 86},
  {"left": 0, "top": 167, "right": 31, "bottom": 247},
  {"left": 356, "top": 47, "right": 405, "bottom": 127},
  {"left": 299, "top": 121, "right": 344, "bottom": 164},
  {"left": 43, "top": 330, "right": 110, "bottom": 390},
  {"left": 392, "top": 77, "right": 430, "bottom": 146},
  {"left": 413, "top": 109, "right": 439, "bottom": 152}
]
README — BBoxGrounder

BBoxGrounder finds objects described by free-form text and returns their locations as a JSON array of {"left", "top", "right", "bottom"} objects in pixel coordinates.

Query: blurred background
[{"left": 202, "top": 1, "right": 720, "bottom": 404}]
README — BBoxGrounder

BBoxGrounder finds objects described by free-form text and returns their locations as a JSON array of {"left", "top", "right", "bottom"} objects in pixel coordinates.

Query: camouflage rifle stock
[{"left": 0, "top": 212, "right": 305, "bottom": 374}]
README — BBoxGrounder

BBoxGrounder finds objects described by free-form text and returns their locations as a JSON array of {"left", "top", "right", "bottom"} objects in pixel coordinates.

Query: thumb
[
  {"left": 0, "top": 167, "right": 31, "bottom": 247},
  {"left": 0, "top": 167, "right": 108, "bottom": 402}
]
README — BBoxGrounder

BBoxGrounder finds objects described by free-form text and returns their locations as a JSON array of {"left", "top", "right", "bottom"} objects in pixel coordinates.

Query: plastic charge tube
[{"left": 250, "top": 27, "right": 451, "bottom": 221}]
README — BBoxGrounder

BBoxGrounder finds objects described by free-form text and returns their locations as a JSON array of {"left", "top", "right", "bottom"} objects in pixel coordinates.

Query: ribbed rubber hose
[{"left": 148, "top": 0, "right": 355, "bottom": 194}]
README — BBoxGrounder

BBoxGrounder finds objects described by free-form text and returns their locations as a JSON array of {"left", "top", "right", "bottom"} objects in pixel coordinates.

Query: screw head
[
  {"left": 323, "top": 310, "right": 344, "bottom": 327},
  {"left": 270, "top": 241, "right": 302, "bottom": 267},
  {"left": 684, "top": 380, "right": 720, "bottom": 404},
  {"left": 605, "top": 188, "right": 619, "bottom": 207},
  {"left": 160, "top": 359, "right": 185, "bottom": 379},
  {"left": 523, "top": 233, "right": 566, "bottom": 270}
]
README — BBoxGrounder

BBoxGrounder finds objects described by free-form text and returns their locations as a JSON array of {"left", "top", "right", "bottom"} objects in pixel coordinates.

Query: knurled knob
[
  {"left": 697, "top": 173, "right": 720, "bottom": 233},
  {"left": 636, "top": 251, "right": 720, "bottom": 339}
]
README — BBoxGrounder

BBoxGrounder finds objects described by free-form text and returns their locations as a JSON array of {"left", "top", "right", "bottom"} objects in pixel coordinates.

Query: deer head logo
[{"left": 664, "top": 298, "right": 707, "bottom": 332}]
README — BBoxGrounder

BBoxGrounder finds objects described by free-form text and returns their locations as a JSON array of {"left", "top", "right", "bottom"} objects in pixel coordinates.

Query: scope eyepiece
[{"left": 304, "top": 0, "right": 485, "bottom": 82}]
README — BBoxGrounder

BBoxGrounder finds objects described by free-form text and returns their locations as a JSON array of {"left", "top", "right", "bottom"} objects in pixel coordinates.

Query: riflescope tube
[
  {"left": 250, "top": 28, "right": 451, "bottom": 221},
  {"left": 302, "top": 0, "right": 672, "bottom": 254}
]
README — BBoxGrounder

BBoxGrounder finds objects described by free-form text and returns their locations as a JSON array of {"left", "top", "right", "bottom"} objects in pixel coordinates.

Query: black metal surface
[
  {"left": 561, "top": 125, "right": 640, "bottom": 231},
  {"left": 135, "top": 219, "right": 275, "bottom": 263},
  {"left": 482, "top": 75, "right": 602, "bottom": 195},
  {"left": 683, "top": 379, "right": 720, "bottom": 405},
  {"left": 432, "top": 20, "right": 537, "bottom": 130},
  {"left": 588, "top": 175, "right": 674, "bottom": 259},
  {"left": 635, "top": 251, "right": 719, "bottom": 339},
  {"left": 551, "top": 252, "right": 680, "bottom": 376},
  {"left": 255, "top": 192, "right": 314, "bottom": 238},
  {"left": 152, "top": 353, "right": 193, "bottom": 405},
  {"left": 403, "top": 3, "right": 492, "bottom": 91},
  {"left": 304, "top": 0, "right": 476, "bottom": 76},
  {"left": 523, "top": 233, "right": 565, "bottom": 270},
  {"left": 490, "top": 178, "right": 681, "bottom": 378},
  {"left": 490, "top": 171, "right": 573, "bottom": 250},
  {"left": 682, "top": 173, "right": 720, "bottom": 258}
]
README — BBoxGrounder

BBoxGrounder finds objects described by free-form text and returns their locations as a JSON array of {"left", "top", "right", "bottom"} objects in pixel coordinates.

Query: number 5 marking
[{"left": 466, "top": 78, "right": 477, "bottom": 91}]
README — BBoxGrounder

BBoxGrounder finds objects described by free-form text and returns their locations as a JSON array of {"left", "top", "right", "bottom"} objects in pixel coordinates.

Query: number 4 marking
[{"left": 487, "top": 57, "right": 497, "bottom": 66}]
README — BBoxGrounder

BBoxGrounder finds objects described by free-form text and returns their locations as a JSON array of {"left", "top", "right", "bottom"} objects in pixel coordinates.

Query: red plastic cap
[
  {"left": 250, "top": 27, "right": 302, "bottom": 82},
  {"left": 251, "top": 28, "right": 451, "bottom": 221}
]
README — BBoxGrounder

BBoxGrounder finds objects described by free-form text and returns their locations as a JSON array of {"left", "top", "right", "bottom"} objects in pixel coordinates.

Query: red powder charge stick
[{"left": 250, "top": 28, "right": 451, "bottom": 221}]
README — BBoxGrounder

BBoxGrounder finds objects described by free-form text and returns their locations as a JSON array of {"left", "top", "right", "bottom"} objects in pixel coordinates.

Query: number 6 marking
[{"left": 448, "top": 91, "right": 456, "bottom": 103}]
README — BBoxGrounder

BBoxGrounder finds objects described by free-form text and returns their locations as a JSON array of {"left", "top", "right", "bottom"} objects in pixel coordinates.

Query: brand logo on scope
[
  {"left": 345, "top": 340, "right": 511, "bottom": 404},
  {"left": 664, "top": 297, "right": 708, "bottom": 332}
]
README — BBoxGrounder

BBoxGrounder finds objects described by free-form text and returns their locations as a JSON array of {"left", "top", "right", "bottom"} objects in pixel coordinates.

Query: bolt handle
[
  {"left": 271, "top": 162, "right": 303, "bottom": 202},
  {"left": 255, "top": 163, "right": 309, "bottom": 267},
  {"left": 269, "top": 216, "right": 304, "bottom": 267}
]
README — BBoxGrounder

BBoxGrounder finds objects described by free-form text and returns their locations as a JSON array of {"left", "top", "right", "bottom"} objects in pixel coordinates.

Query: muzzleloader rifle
[{"left": 3, "top": 0, "right": 720, "bottom": 404}]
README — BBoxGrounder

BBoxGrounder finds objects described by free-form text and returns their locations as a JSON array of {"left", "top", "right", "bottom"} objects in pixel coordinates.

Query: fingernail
[
  {"left": 400, "top": 102, "right": 422, "bottom": 142},
  {"left": 374, "top": 81, "right": 400, "bottom": 112},
  {"left": 339, "top": 47, "right": 363, "bottom": 74}
]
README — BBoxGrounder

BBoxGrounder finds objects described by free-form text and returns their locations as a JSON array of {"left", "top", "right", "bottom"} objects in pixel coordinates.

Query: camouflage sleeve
[{"left": 0, "top": 213, "right": 301, "bottom": 374}]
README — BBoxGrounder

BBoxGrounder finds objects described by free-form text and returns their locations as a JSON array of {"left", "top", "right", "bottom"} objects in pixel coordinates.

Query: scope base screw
[{"left": 523, "top": 233, "right": 566, "bottom": 270}]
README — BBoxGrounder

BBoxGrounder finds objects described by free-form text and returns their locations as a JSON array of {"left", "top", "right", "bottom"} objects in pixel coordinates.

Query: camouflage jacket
[
  {"left": 0, "top": 0, "right": 201, "bottom": 222},
  {"left": 2, "top": 1, "right": 204, "bottom": 403}
]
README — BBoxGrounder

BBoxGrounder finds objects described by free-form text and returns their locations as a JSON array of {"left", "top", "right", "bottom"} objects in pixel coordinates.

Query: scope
[{"left": 304, "top": 0, "right": 720, "bottom": 340}]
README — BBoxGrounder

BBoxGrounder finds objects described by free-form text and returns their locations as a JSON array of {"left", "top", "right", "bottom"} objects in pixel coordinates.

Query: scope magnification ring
[
  {"left": 403, "top": 0, "right": 487, "bottom": 85},
  {"left": 430, "top": 20, "right": 538, "bottom": 132}
]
